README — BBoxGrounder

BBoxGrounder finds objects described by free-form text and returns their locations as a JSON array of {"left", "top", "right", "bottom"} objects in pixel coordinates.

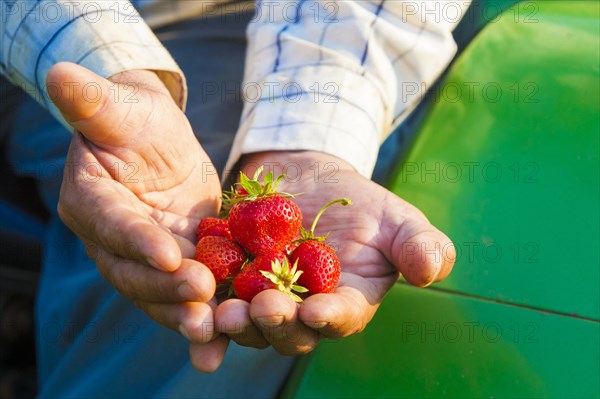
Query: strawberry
[
  {"left": 195, "top": 236, "right": 248, "bottom": 284},
  {"left": 250, "top": 251, "right": 287, "bottom": 273},
  {"left": 197, "top": 217, "right": 232, "bottom": 240},
  {"left": 232, "top": 265, "right": 274, "bottom": 302},
  {"left": 233, "top": 252, "right": 307, "bottom": 302},
  {"left": 283, "top": 240, "right": 300, "bottom": 256},
  {"left": 289, "top": 240, "right": 340, "bottom": 294},
  {"left": 227, "top": 168, "right": 302, "bottom": 255},
  {"left": 289, "top": 198, "right": 352, "bottom": 294},
  {"left": 236, "top": 186, "right": 250, "bottom": 196}
]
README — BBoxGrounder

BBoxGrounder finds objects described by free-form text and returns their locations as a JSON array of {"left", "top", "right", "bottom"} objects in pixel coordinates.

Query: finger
[
  {"left": 189, "top": 335, "right": 230, "bottom": 373},
  {"left": 59, "top": 133, "right": 183, "bottom": 271},
  {"left": 135, "top": 300, "right": 217, "bottom": 344},
  {"left": 215, "top": 299, "right": 270, "bottom": 349},
  {"left": 250, "top": 290, "right": 320, "bottom": 356},
  {"left": 298, "top": 273, "right": 390, "bottom": 338},
  {"left": 92, "top": 249, "right": 216, "bottom": 303},
  {"left": 171, "top": 232, "right": 198, "bottom": 259},
  {"left": 394, "top": 223, "right": 455, "bottom": 287},
  {"left": 378, "top": 194, "right": 455, "bottom": 287},
  {"left": 433, "top": 238, "right": 455, "bottom": 282},
  {"left": 46, "top": 62, "right": 154, "bottom": 146}
]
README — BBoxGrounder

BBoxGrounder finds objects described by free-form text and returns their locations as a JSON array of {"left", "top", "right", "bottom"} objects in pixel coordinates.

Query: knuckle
[{"left": 149, "top": 280, "right": 171, "bottom": 302}]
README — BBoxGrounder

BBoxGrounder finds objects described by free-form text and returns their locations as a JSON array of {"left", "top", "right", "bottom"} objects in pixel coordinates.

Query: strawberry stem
[{"left": 308, "top": 198, "right": 352, "bottom": 236}]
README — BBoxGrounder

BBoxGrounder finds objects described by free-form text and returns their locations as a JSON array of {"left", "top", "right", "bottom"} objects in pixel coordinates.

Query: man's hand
[
  {"left": 47, "top": 62, "right": 227, "bottom": 372},
  {"left": 215, "top": 151, "right": 455, "bottom": 354}
]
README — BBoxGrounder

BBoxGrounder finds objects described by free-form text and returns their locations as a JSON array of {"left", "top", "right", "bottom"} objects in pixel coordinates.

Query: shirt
[{"left": 0, "top": 0, "right": 470, "bottom": 178}]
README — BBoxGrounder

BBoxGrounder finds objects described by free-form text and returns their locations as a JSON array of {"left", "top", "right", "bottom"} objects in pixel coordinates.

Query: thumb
[
  {"left": 383, "top": 204, "right": 456, "bottom": 287},
  {"left": 46, "top": 62, "right": 157, "bottom": 146}
]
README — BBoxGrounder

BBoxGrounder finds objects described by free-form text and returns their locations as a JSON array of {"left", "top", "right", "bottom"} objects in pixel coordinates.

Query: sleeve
[
  {"left": 226, "top": 0, "right": 471, "bottom": 178},
  {"left": 0, "top": 0, "right": 186, "bottom": 130}
]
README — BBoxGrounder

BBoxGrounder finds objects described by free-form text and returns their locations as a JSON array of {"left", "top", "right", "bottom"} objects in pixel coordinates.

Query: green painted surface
[
  {"left": 453, "top": 0, "right": 523, "bottom": 51},
  {"left": 283, "top": 2, "right": 599, "bottom": 398},
  {"left": 388, "top": 1, "right": 600, "bottom": 319},
  {"left": 282, "top": 284, "right": 600, "bottom": 398}
]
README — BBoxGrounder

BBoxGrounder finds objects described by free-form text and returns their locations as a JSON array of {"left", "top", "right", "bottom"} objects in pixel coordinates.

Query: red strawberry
[
  {"left": 236, "top": 186, "right": 250, "bottom": 196},
  {"left": 230, "top": 196, "right": 301, "bottom": 255},
  {"left": 250, "top": 251, "right": 287, "bottom": 273},
  {"left": 232, "top": 266, "right": 274, "bottom": 302},
  {"left": 195, "top": 236, "right": 248, "bottom": 284},
  {"left": 228, "top": 168, "right": 301, "bottom": 255},
  {"left": 283, "top": 240, "right": 300, "bottom": 256},
  {"left": 289, "top": 198, "right": 352, "bottom": 294},
  {"left": 197, "top": 217, "right": 232, "bottom": 240},
  {"left": 233, "top": 252, "right": 307, "bottom": 302},
  {"left": 289, "top": 241, "right": 340, "bottom": 294}
]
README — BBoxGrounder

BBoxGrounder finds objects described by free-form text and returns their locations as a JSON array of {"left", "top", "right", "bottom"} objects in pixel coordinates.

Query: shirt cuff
[
  {"left": 2, "top": 2, "right": 186, "bottom": 129},
  {"left": 225, "top": 64, "right": 386, "bottom": 179}
]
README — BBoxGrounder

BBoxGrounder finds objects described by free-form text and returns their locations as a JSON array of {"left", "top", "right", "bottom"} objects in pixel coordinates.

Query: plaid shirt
[{"left": 0, "top": 0, "right": 469, "bottom": 177}]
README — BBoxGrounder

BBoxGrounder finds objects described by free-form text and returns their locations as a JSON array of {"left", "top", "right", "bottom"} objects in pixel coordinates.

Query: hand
[
  {"left": 215, "top": 151, "right": 455, "bottom": 354},
  {"left": 48, "top": 62, "right": 227, "bottom": 371}
]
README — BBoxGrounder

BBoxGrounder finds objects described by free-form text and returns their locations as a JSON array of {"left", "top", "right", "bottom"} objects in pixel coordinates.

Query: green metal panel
[
  {"left": 388, "top": 1, "right": 599, "bottom": 319},
  {"left": 283, "top": 2, "right": 599, "bottom": 398},
  {"left": 453, "top": 0, "right": 523, "bottom": 51},
  {"left": 282, "top": 284, "right": 600, "bottom": 398}
]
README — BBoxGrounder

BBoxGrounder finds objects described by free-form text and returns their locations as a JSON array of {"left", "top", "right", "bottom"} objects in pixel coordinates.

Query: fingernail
[
  {"left": 178, "top": 282, "right": 195, "bottom": 300},
  {"left": 424, "top": 263, "right": 443, "bottom": 288},
  {"left": 146, "top": 257, "right": 161, "bottom": 270},
  {"left": 179, "top": 324, "right": 191, "bottom": 341},
  {"left": 254, "top": 315, "right": 285, "bottom": 328},
  {"left": 309, "top": 321, "right": 329, "bottom": 329}
]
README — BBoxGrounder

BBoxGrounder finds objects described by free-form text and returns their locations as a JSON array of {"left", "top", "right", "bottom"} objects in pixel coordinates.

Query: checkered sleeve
[
  {"left": 227, "top": 0, "right": 471, "bottom": 177},
  {"left": 0, "top": 0, "right": 186, "bottom": 129}
]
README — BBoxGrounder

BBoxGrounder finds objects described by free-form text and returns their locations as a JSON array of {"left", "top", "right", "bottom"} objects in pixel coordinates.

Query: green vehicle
[{"left": 282, "top": 1, "right": 600, "bottom": 398}]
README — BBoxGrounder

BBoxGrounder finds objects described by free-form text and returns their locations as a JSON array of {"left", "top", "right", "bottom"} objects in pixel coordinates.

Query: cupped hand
[
  {"left": 47, "top": 62, "right": 226, "bottom": 371},
  {"left": 215, "top": 150, "right": 455, "bottom": 355}
]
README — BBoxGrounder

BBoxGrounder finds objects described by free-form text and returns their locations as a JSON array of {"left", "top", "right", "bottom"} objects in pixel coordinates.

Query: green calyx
[
  {"left": 260, "top": 258, "right": 308, "bottom": 303},
  {"left": 296, "top": 198, "right": 352, "bottom": 243},
  {"left": 221, "top": 166, "right": 294, "bottom": 216},
  {"left": 239, "top": 166, "right": 287, "bottom": 197}
]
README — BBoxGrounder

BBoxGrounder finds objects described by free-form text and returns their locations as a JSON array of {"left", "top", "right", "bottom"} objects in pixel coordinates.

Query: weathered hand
[
  {"left": 48, "top": 62, "right": 226, "bottom": 371},
  {"left": 216, "top": 150, "right": 455, "bottom": 355}
]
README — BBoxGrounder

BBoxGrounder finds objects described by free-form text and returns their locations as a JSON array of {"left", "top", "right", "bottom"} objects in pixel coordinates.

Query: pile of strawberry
[{"left": 194, "top": 167, "right": 351, "bottom": 302}]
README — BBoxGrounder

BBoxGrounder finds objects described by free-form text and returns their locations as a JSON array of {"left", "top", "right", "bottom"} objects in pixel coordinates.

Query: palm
[
  {"left": 72, "top": 93, "right": 220, "bottom": 243},
  {"left": 286, "top": 170, "right": 400, "bottom": 310},
  {"left": 65, "top": 127, "right": 220, "bottom": 258},
  {"left": 52, "top": 65, "right": 222, "bottom": 266},
  {"left": 214, "top": 151, "right": 454, "bottom": 354}
]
